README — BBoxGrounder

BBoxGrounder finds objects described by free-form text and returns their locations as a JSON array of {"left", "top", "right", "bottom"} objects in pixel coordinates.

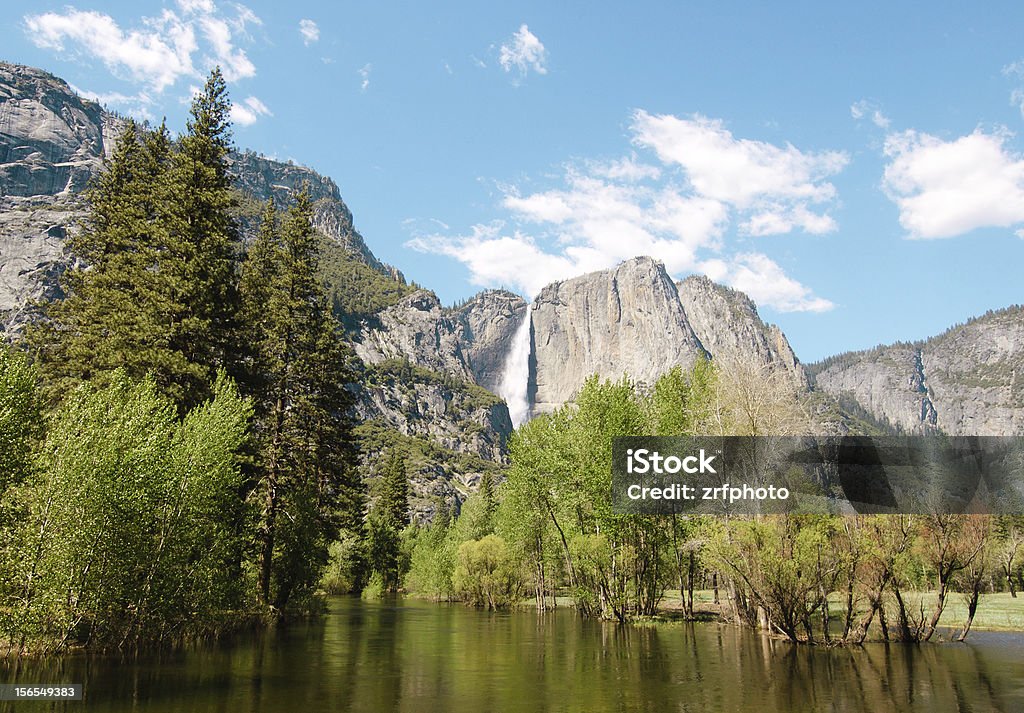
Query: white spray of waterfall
[{"left": 498, "top": 308, "right": 532, "bottom": 427}]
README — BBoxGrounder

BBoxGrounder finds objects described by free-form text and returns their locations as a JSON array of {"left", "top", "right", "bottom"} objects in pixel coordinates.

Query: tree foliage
[
  {"left": 31, "top": 70, "right": 243, "bottom": 412},
  {"left": 240, "top": 190, "right": 362, "bottom": 612},
  {"left": 3, "top": 69, "right": 365, "bottom": 654},
  {"left": 6, "top": 372, "right": 250, "bottom": 654}
]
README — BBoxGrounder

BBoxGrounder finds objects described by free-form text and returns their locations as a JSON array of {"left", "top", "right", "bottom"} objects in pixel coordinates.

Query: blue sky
[{"left": 5, "top": 1, "right": 1024, "bottom": 362}]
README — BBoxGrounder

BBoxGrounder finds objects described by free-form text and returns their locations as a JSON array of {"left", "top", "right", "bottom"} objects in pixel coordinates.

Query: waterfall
[{"left": 498, "top": 308, "right": 532, "bottom": 427}]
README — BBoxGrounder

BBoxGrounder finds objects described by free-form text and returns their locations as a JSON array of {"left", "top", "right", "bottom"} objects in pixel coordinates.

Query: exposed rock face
[
  {"left": 229, "top": 151, "right": 401, "bottom": 280},
  {"left": 451, "top": 290, "right": 528, "bottom": 395},
  {"left": 0, "top": 64, "right": 116, "bottom": 197},
  {"left": 810, "top": 306, "right": 1024, "bottom": 436},
  {"left": 0, "top": 64, "right": 120, "bottom": 331},
  {"left": 812, "top": 346, "right": 937, "bottom": 433},
  {"left": 0, "top": 196, "right": 76, "bottom": 323},
  {"left": 677, "top": 275, "right": 808, "bottom": 390},
  {"left": 352, "top": 290, "right": 474, "bottom": 380},
  {"left": 354, "top": 376, "right": 512, "bottom": 521},
  {"left": 530, "top": 257, "right": 708, "bottom": 412}
]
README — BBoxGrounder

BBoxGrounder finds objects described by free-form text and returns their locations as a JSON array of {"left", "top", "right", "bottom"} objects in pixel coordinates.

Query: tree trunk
[
  {"left": 686, "top": 550, "right": 696, "bottom": 618},
  {"left": 921, "top": 575, "right": 949, "bottom": 642},
  {"left": 956, "top": 587, "right": 980, "bottom": 642},
  {"left": 878, "top": 601, "right": 889, "bottom": 641},
  {"left": 892, "top": 584, "right": 915, "bottom": 642}
]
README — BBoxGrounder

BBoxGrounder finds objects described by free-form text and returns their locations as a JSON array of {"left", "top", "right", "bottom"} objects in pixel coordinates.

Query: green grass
[
  {"left": 895, "top": 591, "right": 1024, "bottom": 632},
  {"left": 657, "top": 589, "right": 1024, "bottom": 632}
]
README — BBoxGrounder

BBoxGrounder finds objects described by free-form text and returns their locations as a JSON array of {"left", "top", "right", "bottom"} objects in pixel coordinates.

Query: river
[{"left": 4, "top": 597, "right": 1023, "bottom": 712}]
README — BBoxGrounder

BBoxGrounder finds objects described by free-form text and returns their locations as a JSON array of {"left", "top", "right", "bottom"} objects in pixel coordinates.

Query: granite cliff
[
  {"left": 809, "top": 307, "right": 1024, "bottom": 436},
  {"left": 529, "top": 257, "right": 708, "bottom": 412}
]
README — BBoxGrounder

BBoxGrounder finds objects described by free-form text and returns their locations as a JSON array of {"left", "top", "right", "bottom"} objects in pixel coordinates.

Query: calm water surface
[{"left": 3, "top": 597, "right": 1023, "bottom": 712}]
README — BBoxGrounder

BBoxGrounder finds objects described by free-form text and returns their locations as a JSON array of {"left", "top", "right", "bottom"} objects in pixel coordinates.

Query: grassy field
[{"left": 658, "top": 589, "right": 1024, "bottom": 632}]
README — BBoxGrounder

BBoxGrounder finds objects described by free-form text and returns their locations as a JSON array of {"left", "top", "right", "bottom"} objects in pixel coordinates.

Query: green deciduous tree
[
  {"left": 8, "top": 371, "right": 250, "bottom": 654},
  {"left": 452, "top": 535, "right": 522, "bottom": 610}
]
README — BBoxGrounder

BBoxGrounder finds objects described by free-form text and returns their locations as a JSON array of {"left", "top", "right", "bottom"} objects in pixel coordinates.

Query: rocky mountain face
[
  {"left": 677, "top": 275, "right": 808, "bottom": 390},
  {"left": 0, "top": 64, "right": 123, "bottom": 328},
  {"left": 0, "top": 63, "right": 121, "bottom": 197},
  {"left": 530, "top": 257, "right": 708, "bottom": 412},
  {"left": 524, "top": 257, "right": 813, "bottom": 414},
  {"left": 352, "top": 290, "right": 473, "bottom": 381},
  {"left": 452, "top": 290, "right": 528, "bottom": 395},
  {"left": 809, "top": 307, "right": 1024, "bottom": 436},
  {"left": 230, "top": 151, "right": 400, "bottom": 280}
]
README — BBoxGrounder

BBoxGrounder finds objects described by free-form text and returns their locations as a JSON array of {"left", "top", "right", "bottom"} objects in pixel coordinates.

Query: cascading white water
[{"left": 498, "top": 309, "right": 532, "bottom": 427}]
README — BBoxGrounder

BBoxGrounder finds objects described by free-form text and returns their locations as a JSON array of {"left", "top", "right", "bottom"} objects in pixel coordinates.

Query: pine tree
[
  {"left": 367, "top": 448, "right": 410, "bottom": 592},
  {"left": 163, "top": 67, "right": 243, "bottom": 408},
  {"left": 240, "top": 189, "right": 361, "bottom": 611},
  {"left": 378, "top": 449, "right": 410, "bottom": 529},
  {"left": 30, "top": 119, "right": 194, "bottom": 403},
  {"left": 31, "top": 69, "right": 244, "bottom": 412}
]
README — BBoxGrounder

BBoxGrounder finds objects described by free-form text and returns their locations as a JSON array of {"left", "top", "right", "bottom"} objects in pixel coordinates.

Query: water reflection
[{"left": 3, "top": 597, "right": 1022, "bottom": 712}]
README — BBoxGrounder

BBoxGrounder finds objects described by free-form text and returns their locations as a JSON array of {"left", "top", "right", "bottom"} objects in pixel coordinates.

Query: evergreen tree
[
  {"left": 163, "top": 67, "right": 243, "bottom": 408},
  {"left": 30, "top": 119, "right": 189, "bottom": 402},
  {"left": 240, "top": 190, "right": 361, "bottom": 611},
  {"left": 366, "top": 448, "right": 410, "bottom": 592},
  {"left": 378, "top": 449, "right": 410, "bottom": 529},
  {"left": 31, "top": 69, "right": 244, "bottom": 412}
]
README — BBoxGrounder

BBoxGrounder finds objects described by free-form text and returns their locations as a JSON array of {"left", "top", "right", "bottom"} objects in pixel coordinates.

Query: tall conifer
[
  {"left": 240, "top": 189, "right": 361, "bottom": 610},
  {"left": 164, "top": 67, "right": 243, "bottom": 408},
  {"left": 32, "top": 69, "right": 244, "bottom": 411}
]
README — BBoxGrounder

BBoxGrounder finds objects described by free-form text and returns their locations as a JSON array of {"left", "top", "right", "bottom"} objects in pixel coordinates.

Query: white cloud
[
  {"left": 632, "top": 111, "right": 847, "bottom": 207},
  {"left": 26, "top": 9, "right": 197, "bottom": 92},
  {"left": 408, "top": 224, "right": 579, "bottom": 299},
  {"left": 882, "top": 127, "right": 1024, "bottom": 239},
  {"left": 499, "top": 24, "right": 547, "bottom": 79},
  {"left": 177, "top": 0, "right": 215, "bottom": 13},
  {"left": 24, "top": 2, "right": 259, "bottom": 93},
  {"left": 409, "top": 111, "right": 837, "bottom": 313},
  {"left": 229, "top": 95, "right": 271, "bottom": 126},
  {"left": 713, "top": 253, "right": 834, "bottom": 313},
  {"left": 299, "top": 19, "right": 319, "bottom": 46},
  {"left": 850, "top": 100, "right": 890, "bottom": 129},
  {"left": 197, "top": 13, "right": 255, "bottom": 81},
  {"left": 588, "top": 154, "right": 661, "bottom": 182},
  {"left": 358, "top": 63, "right": 372, "bottom": 91}
]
